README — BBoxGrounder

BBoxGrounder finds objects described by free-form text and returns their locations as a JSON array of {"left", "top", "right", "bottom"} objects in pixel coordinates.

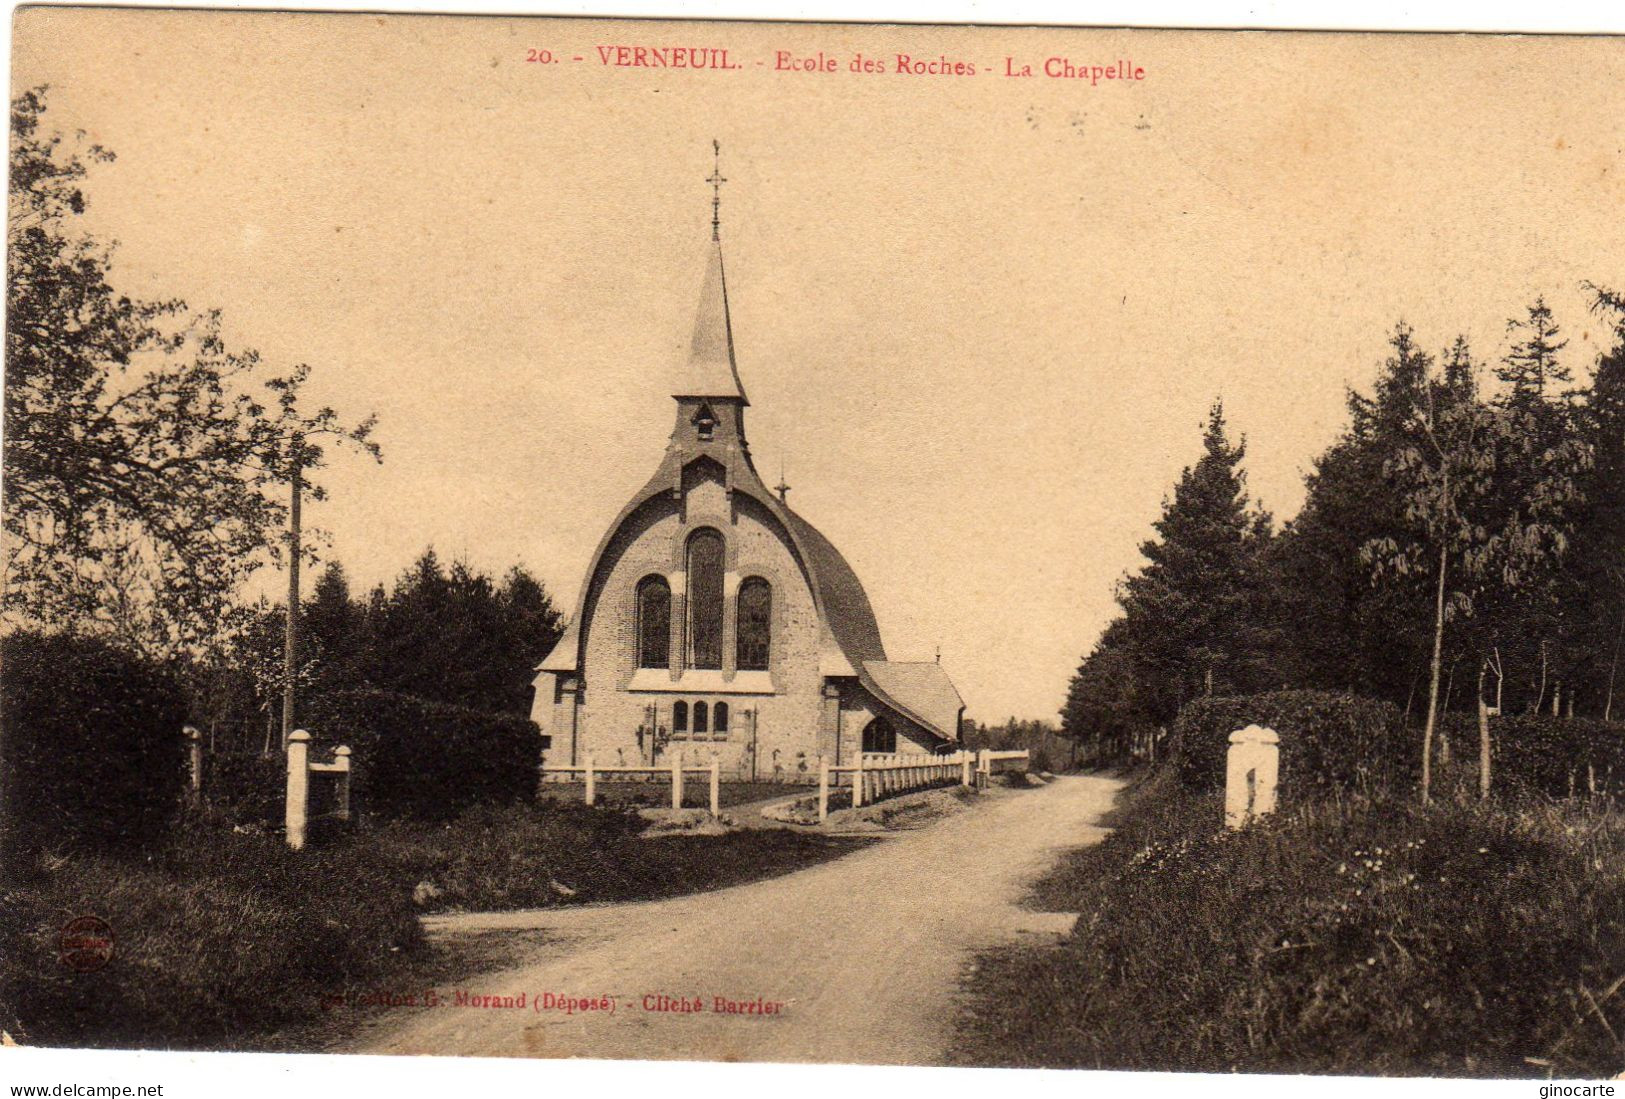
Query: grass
[
  {"left": 952, "top": 766, "right": 1625, "bottom": 1078},
  {"left": 535, "top": 779, "right": 800, "bottom": 811},
  {"left": 368, "top": 799, "right": 868, "bottom": 912},
  {"left": 1, "top": 829, "right": 422, "bottom": 1050},
  {"left": 1, "top": 798, "right": 868, "bottom": 1051}
]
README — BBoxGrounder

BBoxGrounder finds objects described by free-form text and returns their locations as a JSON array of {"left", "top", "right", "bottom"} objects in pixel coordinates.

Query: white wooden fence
[
  {"left": 540, "top": 746, "right": 1031, "bottom": 825},
  {"left": 546, "top": 750, "right": 723, "bottom": 816},
  {"left": 814, "top": 748, "right": 1030, "bottom": 822}
]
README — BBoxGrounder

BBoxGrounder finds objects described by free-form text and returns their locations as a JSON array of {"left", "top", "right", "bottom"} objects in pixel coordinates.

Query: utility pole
[{"left": 281, "top": 433, "right": 303, "bottom": 752}]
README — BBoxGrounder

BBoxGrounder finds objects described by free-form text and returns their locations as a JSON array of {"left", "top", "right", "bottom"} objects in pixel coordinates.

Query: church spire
[{"left": 673, "top": 141, "right": 748, "bottom": 406}]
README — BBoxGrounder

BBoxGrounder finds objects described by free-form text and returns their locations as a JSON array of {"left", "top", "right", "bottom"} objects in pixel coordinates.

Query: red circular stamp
[{"left": 58, "top": 916, "right": 114, "bottom": 973}]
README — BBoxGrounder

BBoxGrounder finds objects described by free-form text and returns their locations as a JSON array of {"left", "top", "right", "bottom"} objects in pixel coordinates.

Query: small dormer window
[{"left": 693, "top": 403, "right": 717, "bottom": 441}]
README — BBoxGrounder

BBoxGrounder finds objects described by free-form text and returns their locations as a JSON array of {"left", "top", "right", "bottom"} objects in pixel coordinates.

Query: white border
[{"left": 2, "top": 1, "right": 1621, "bottom": 1097}]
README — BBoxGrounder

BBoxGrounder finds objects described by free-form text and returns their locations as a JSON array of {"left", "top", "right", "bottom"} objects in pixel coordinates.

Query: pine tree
[
  {"left": 356, "top": 549, "right": 564, "bottom": 715},
  {"left": 1062, "top": 626, "right": 1150, "bottom": 763},
  {"left": 1486, "top": 299, "right": 1587, "bottom": 715},
  {"left": 1570, "top": 285, "right": 1625, "bottom": 718},
  {"left": 1115, "top": 400, "right": 1274, "bottom": 724},
  {"left": 1496, "top": 297, "right": 1571, "bottom": 409},
  {"left": 498, "top": 565, "right": 566, "bottom": 712},
  {"left": 303, "top": 562, "right": 368, "bottom": 699}
]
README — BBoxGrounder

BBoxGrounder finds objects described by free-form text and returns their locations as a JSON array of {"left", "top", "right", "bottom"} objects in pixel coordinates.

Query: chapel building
[{"left": 532, "top": 201, "right": 963, "bottom": 782}]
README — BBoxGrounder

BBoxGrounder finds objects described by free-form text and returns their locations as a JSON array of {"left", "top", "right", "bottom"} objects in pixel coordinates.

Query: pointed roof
[
  {"left": 673, "top": 240, "right": 749, "bottom": 405},
  {"left": 863, "top": 661, "right": 966, "bottom": 743}
]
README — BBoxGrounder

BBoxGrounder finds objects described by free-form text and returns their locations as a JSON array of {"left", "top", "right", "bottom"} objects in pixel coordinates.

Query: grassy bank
[
  {"left": 534, "top": 779, "right": 796, "bottom": 811},
  {"left": 370, "top": 799, "right": 866, "bottom": 912},
  {"left": 2, "top": 800, "right": 865, "bottom": 1050},
  {"left": 953, "top": 767, "right": 1625, "bottom": 1078}
]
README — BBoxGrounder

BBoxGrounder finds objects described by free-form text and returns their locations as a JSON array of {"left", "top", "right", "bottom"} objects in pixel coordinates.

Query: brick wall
[{"left": 561, "top": 469, "right": 828, "bottom": 780}]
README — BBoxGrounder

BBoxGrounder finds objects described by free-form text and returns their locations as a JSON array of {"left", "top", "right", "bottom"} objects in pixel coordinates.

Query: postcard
[{"left": 4, "top": 5, "right": 1623, "bottom": 1085}]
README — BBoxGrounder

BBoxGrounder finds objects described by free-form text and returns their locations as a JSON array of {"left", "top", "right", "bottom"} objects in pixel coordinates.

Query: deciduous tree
[{"left": 3, "top": 87, "right": 378, "bottom": 655}]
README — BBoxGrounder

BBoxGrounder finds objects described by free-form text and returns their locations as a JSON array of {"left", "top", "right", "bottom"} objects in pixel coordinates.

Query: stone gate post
[
  {"left": 184, "top": 725, "right": 204, "bottom": 809},
  {"left": 285, "top": 729, "right": 311, "bottom": 850},
  {"left": 333, "top": 745, "right": 352, "bottom": 822},
  {"left": 1225, "top": 725, "right": 1280, "bottom": 830}
]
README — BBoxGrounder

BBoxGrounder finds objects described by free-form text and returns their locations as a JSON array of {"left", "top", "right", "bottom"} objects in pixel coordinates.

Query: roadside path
[{"left": 345, "top": 774, "right": 1122, "bottom": 1065}]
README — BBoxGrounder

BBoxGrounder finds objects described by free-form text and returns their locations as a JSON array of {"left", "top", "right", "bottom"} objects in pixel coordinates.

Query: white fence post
[
  {"left": 1225, "top": 725, "right": 1280, "bottom": 830},
  {"left": 818, "top": 756, "right": 830, "bottom": 823},
  {"left": 853, "top": 751, "right": 866, "bottom": 808},
  {"left": 285, "top": 729, "right": 311, "bottom": 850},
  {"left": 333, "top": 745, "right": 352, "bottom": 822},
  {"left": 709, "top": 757, "right": 720, "bottom": 818},
  {"left": 584, "top": 751, "right": 596, "bottom": 806},
  {"left": 672, "top": 749, "right": 684, "bottom": 810}
]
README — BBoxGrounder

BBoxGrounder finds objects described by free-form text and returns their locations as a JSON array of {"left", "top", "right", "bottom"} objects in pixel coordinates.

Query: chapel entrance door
[{"left": 861, "top": 716, "right": 896, "bottom": 754}]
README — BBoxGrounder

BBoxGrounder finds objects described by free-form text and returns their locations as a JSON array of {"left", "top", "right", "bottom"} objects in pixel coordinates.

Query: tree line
[
  {"left": 188, "top": 552, "right": 564, "bottom": 755},
  {"left": 1064, "top": 291, "right": 1625, "bottom": 794},
  {"left": 4, "top": 88, "right": 565, "bottom": 744}
]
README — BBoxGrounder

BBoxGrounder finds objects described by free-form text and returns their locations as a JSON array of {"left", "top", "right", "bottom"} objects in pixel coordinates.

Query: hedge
[
  {"left": 202, "top": 751, "right": 285, "bottom": 828},
  {"left": 1171, "top": 690, "right": 1411, "bottom": 796},
  {"left": 1441, "top": 711, "right": 1625, "bottom": 799},
  {"left": 0, "top": 631, "right": 187, "bottom": 871},
  {"left": 303, "top": 689, "right": 540, "bottom": 820}
]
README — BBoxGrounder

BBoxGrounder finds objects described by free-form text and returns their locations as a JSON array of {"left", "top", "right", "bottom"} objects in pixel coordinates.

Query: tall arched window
[
  {"left": 687, "top": 529, "right": 725, "bottom": 670},
  {"left": 673, "top": 701, "right": 688, "bottom": 735},
  {"left": 694, "top": 701, "right": 710, "bottom": 735},
  {"left": 713, "top": 702, "right": 729, "bottom": 735},
  {"left": 636, "top": 575, "right": 671, "bottom": 669},
  {"left": 736, "top": 577, "right": 771, "bottom": 671}
]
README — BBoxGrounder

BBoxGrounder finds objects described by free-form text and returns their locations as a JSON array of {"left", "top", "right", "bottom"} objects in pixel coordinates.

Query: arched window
[
  {"left": 673, "top": 701, "right": 688, "bottom": 735},
  {"left": 694, "top": 701, "right": 710, "bottom": 735},
  {"left": 736, "top": 577, "right": 771, "bottom": 671},
  {"left": 636, "top": 575, "right": 671, "bottom": 669},
  {"left": 714, "top": 702, "right": 729, "bottom": 735},
  {"left": 862, "top": 716, "right": 896, "bottom": 754},
  {"left": 687, "top": 529, "right": 724, "bottom": 670}
]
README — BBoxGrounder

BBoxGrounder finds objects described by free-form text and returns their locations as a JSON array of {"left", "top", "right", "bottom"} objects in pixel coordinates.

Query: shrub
[
  {"left": 303, "top": 689, "right": 539, "bottom": 821},
  {"left": 1, "top": 631, "right": 187, "bottom": 871},
  {"left": 0, "top": 827, "right": 421, "bottom": 1049},
  {"left": 202, "top": 751, "right": 285, "bottom": 828},
  {"left": 0, "top": 797, "right": 859, "bottom": 1050},
  {"left": 1441, "top": 712, "right": 1625, "bottom": 799},
  {"left": 1171, "top": 690, "right": 1410, "bottom": 797},
  {"left": 955, "top": 772, "right": 1625, "bottom": 1077}
]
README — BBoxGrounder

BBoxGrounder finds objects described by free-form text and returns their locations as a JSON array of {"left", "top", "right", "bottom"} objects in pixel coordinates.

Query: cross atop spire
[
  {"left": 707, "top": 139, "right": 726, "bottom": 242},
  {"left": 774, "top": 456, "right": 791, "bottom": 503},
  {"left": 673, "top": 144, "right": 747, "bottom": 407}
]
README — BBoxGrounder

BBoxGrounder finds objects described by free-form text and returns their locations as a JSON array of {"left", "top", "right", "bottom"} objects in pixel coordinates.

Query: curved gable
[{"left": 540, "top": 461, "right": 883, "bottom": 677}]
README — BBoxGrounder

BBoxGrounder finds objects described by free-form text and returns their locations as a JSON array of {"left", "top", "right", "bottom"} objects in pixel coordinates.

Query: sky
[{"left": 11, "top": 10, "right": 1625, "bottom": 721}]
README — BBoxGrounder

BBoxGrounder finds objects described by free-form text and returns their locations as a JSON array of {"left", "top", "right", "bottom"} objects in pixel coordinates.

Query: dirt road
[{"left": 345, "top": 774, "right": 1122, "bottom": 1065}]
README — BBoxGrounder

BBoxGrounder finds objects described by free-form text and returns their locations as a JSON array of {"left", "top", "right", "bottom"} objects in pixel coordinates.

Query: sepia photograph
[{"left": 2, "top": 5, "right": 1624, "bottom": 1088}]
